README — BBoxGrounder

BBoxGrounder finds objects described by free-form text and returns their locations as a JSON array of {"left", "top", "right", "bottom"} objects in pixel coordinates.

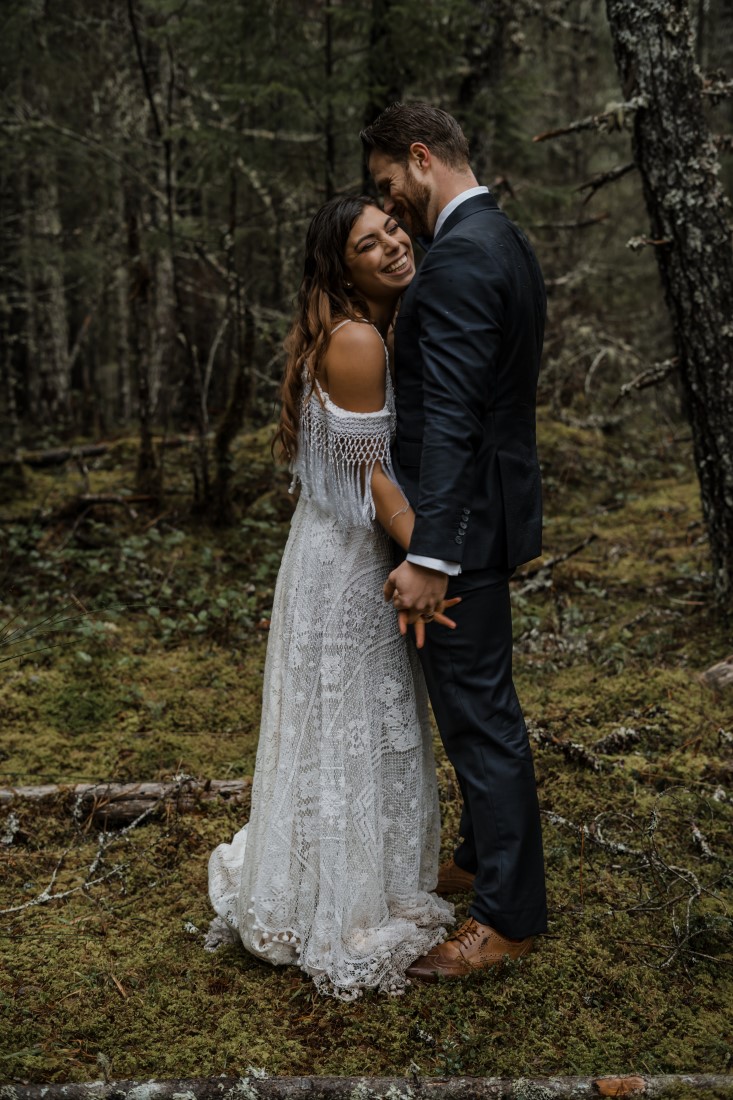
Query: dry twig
[
  {"left": 576, "top": 161, "right": 636, "bottom": 204},
  {"left": 533, "top": 98, "right": 647, "bottom": 142},
  {"left": 613, "top": 358, "right": 678, "bottom": 406}
]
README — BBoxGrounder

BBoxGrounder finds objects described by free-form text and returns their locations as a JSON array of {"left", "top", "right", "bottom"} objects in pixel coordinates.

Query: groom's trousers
[{"left": 417, "top": 565, "right": 548, "bottom": 940}]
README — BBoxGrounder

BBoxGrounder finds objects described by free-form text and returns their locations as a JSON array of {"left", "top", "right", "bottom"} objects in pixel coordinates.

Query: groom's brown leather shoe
[
  {"left": 406, "top": 917, "right": 533, "bottom": 981},
  {"left": 435, "top": 858, "right": 476, "bottom": 897}
]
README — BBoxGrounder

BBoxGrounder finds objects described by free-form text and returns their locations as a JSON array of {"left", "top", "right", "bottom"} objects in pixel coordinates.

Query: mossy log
[
  {"left": 4, "top": 1074, "right": 733, "bottom": 1100},
  {"left": 0, "top": 435, "right": 204, "bottom": 470},
  {"left": 0, "top": 778, "right": 251, "bottom": 825},
  {"left": 0, "top": 443, "right": 112, "bottom": 468}
]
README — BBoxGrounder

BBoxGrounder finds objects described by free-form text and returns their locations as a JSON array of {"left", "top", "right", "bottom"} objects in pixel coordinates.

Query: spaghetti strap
[
  {"left": 330, "top": 318, "right": 386, "bottom": 346},
  {"left": 330, "top": 319, "right": 389, "bottom": 374}
]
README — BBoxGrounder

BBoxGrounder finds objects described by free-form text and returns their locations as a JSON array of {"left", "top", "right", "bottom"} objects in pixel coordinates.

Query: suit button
[
  {"left": 459, "top": 521, "right": 468, "bottom": 530},
  {"left": 454, "top": 536, "right": 463, "bottom": 544},
  {"left": 463, "top": 508, "right": 471, "bottom": 516}
]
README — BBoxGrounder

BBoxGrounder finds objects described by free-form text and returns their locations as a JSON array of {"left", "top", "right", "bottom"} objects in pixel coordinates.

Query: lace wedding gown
[{"left": 206, "top": 322, "right": 453, "bottom": 1000}]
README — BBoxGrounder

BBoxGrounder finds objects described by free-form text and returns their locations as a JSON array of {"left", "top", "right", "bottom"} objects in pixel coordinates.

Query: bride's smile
[
  {"left": 382, "top": 252, "right": 410, "bottom": 274},
  {"left": 344, "top": 205, "right": 415, "bottom": 309}
]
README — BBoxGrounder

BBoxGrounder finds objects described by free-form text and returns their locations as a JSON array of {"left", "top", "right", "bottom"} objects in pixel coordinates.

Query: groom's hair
[{"left": 360, "top": 102, "right": 470, "bottom": 169}]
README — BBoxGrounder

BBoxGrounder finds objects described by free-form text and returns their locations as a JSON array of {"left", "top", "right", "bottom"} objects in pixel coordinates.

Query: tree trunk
[
  {"left": 0, "top": 268, "right": 24, "bottom": 494},
  {"left": 361, "top": 0, "right": 403, "bottom": 191},
  {"left": 20, "top": 159, "right": 71, "bottom": 428},
  {"left": 212, "top": 302, "right": 254, "bottom": 526},
  {"left": 20, "top": 38, "right": 71, "bottom": 430},
  {"left": 324, "top": 4, "right": 336, "bottom": 200},
  {"left": 115, "top": 245, "right": 132, "bottom": 428},
  {"left": 457, "top": 0, "right": 511, "bottom": 182},
  {"left": 151, "top": 42, "right": 176, "bottom": 419},
  {"left": 606, "top": 0, "right": 733, "bottom": 603},
  {"left": 211, "top": 169, "right": 253, "bottom": 526},
  {"left": 127, "top": 185, "right": 161, "bottom": 498}
]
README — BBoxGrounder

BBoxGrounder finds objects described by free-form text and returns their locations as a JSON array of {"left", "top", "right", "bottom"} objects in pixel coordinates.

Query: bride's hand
[{"left": 398, "top": 597, "right": 461, "bottom": 650}]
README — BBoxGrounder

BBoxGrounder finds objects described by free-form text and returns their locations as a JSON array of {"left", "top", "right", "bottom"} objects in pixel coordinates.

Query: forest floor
[{"left": 0, "top": 409, "right": 732, "bottom": 1086}]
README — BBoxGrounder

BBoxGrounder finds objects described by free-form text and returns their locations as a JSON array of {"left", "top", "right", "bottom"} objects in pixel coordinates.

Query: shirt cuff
[{"left": 406, "top": 554, "right": 462, "bottom": 576}]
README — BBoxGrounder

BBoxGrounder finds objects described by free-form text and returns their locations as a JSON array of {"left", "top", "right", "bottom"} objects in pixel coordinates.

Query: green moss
[{"left": 1, "top": 414, "right": 732, "bottom": 1083}]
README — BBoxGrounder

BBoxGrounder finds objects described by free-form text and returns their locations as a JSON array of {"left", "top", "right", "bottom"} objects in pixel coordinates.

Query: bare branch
[
  {"left": 626, "top": 235, "right": 673, "bottom": 251},
  {"left": 515, "top": 533, "right": 599, "bottom": 588},
  {"left": 210, "top": 123, "right": 321, "bottom": 143},
  {"left": 0, "top": 115, "right": 166, "bottom": 205},
  {"left": 614, "top": 357, "right": 678, "bottom": 406},
  {"left": 701, "top": 74, "right": 733, "bottom": 103},
  {"left": 576, "top": 161, "right": 636, "bottom": 205},
  {"left": 530, "top": 725, "right": 604, "bottom": 772},
  {"left": 533, "top": 97, "right": 648, "bottom": 142},
  {"left": 528, "top": 213, "right": 610, "bottom": 231},
  {"left": 521, "top": 0, "right": 593, "bottom": 35}
]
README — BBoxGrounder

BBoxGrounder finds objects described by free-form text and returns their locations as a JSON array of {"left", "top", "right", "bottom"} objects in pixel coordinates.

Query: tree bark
[
  {"left": 457, "top": 0, "right": 511, "bottom": 182},
  {"left": 209, "top": 165, "right": 253, "bottom": 525},
  {"left": 211, "top": 302, "right": 254, "bottom": 525},
  {"left": 0, "top": 277, "right": 21, "bottom": 455},
  {"left": 361, "top": 0, "right": 403, "bottom": 191},
  {"left": 324, "top": 4, "right": 336, "bottom": 200},
  {"left": 606, "top": 0, "right": 733, "bottom": 603},
  {"left": 127, "top": 185, "right": 161, "bottom": 499},
  {"left": 20, "top": 158, "right": 71, "bottom": 427}
]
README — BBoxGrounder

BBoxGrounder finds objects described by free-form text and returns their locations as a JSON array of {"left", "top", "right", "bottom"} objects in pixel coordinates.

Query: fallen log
[
  {"left": 53, "top": 493, "right": 158, "bottom": 520},
  {"left": 0, "top": 778, "right": 251, "bottom": 826},
  {"left": 4, "top": 1073, "right": 732, "bottom": 1100},
  {"left": 0, "top": 434, "right": 207, "bottom": 470},
  {"left": 0, "top": 442, "right": 112, "bottom": 468}
]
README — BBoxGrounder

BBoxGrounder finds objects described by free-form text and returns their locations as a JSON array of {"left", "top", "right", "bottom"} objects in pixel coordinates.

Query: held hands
[
  {"left": 397, "top": 598, "right": 461, "bottom": 649},
  {"left": 383, "top": 561, "right": 461, "bottom": 649}
]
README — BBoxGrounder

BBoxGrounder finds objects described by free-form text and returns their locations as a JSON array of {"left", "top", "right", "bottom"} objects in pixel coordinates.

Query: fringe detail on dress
[{"left": 289, "top": 377, "right": 397, "bottom": 529}]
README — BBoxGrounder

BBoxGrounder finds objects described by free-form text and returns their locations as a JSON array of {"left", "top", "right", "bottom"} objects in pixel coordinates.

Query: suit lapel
[{"left": 394, "top": 194, "right": 500, "bottom": 382}]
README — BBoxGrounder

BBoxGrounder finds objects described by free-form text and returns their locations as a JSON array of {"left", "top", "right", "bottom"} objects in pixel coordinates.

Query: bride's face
[{"left": 344, "top": 206, "right": 414, "bottom": 303}]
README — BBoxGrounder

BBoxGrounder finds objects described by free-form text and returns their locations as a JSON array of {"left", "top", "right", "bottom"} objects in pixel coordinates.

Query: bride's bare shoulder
[{"left": 322, "top": 321, "right": 387, "bottom": 414}]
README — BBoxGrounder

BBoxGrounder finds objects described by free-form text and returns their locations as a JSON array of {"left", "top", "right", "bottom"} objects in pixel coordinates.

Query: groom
[{"left": 361, "top": 103, "right": 548, "bottom": 979}]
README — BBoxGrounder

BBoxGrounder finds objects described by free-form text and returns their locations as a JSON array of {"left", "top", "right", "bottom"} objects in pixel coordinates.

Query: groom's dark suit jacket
[{"left": 393, "top": 192, "right": 546, "bottom": 571}]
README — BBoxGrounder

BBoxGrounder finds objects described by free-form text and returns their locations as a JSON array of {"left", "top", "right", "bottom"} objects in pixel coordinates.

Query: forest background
[{"left": 1, "top": 0, "right": 733, "bottom": 1091}]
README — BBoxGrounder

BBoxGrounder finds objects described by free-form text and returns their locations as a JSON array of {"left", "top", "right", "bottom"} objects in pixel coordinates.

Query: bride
[{"left": 206, "top": 195, "right": 456, "bottom": 1000}]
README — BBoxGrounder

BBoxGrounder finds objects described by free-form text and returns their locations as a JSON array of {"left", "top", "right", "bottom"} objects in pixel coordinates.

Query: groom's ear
[{"left": 408, "top": 142, "right": 431, "bottom": 172}]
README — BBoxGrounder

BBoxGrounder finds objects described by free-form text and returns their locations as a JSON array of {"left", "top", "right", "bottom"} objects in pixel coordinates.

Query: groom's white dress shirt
[{"left": 406, "top": 186, "right": 490, "bottom": 578}]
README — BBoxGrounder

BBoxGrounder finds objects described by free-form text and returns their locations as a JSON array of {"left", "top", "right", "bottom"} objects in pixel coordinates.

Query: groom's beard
[{"left": 397, "top": 177, "right": 432, "bottom": 240}]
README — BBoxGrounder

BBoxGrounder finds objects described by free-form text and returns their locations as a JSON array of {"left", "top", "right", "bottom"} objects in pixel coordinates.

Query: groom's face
[{"left": 368, "top": 150, "right": 433, "bottom": 240}]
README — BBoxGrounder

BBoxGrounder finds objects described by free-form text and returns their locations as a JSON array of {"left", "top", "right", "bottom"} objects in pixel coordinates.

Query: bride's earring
[{"left": 345, "top": 281, "right": 353, "bottom": 289}]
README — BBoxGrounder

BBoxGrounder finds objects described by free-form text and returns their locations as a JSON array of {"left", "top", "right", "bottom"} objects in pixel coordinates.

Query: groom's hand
[{"left": 384, "top": 561, "right": 449, "bottom": 620}]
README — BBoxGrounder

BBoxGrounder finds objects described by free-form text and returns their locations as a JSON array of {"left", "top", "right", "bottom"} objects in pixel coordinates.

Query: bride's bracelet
[{"left": 389, "top": 501, "right": 410, "bottom": 526}]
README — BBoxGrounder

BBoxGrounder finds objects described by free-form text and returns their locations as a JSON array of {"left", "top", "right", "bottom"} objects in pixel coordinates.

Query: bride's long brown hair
[{"left": 274, "top": 195, "right": 379, "bottom": 463}]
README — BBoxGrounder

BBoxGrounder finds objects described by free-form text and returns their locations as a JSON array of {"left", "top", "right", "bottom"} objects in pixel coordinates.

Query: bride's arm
[
  {"left": 324, "top": 324, "right": 416, "bottom": 547},
  {"left": 371, "top": 464, "right": 414, "bottom": 550}
]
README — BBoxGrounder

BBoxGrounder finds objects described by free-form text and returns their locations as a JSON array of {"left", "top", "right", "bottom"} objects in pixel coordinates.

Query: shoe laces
[{"left": 447, "top": 917, "right": 482, "bottom": 949}]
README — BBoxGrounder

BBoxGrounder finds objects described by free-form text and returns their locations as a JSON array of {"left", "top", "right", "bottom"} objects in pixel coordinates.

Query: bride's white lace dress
[{"left": 206, "top": 323, "right": 453, "bottom": 1000}]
